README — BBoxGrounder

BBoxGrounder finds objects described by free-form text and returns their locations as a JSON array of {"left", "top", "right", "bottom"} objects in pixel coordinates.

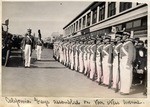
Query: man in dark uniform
[{"left": 143, "top": 39, "right": 147, "bottom": 95}]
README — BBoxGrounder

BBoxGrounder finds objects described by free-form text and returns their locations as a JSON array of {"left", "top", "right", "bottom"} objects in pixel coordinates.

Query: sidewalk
[{"left": 2, "top": 49, "right": 146, "bottom": 98}]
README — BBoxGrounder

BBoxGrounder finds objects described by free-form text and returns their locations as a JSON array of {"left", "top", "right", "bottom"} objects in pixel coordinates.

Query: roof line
[{"left": 63, "top": 2, "right": 96, "bottom": 29}]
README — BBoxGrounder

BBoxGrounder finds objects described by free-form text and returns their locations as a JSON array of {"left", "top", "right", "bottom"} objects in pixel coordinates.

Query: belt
[
  {"left": 120, "top": 55, "right": 127, "bottom": 58},
  {"left": 37, "top": 44, "right": 42, "bottom": 46},
  {"left": 26, "top": 43, "right": 31, "bottom": 45}
]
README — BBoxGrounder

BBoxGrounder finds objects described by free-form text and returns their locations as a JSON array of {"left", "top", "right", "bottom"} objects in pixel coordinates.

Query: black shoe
[
  {"left": 143, "top": 92, "right": 147, "bottom": 96},
  {"left": 120, "top": 92, "right": 129, "bottom": 95},
  {"left": 115, "top": 88, "right": 119, "bottom": 93},
  {"left": 98, "top": 81, "right": 102, "bottom": 85},
  {"left": 108, "top": 85, "right": 111, "bottom": 89}
]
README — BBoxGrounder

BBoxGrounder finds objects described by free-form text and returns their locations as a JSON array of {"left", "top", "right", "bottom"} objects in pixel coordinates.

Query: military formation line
[{"left": 53, "top": 30, "right": 147, "bottom": 95}]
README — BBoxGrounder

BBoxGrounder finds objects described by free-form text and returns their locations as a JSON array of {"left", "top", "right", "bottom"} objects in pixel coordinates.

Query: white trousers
[
  {"left": 102, "top": 55, "right": 110, "bottom": 85},
  {"left": 25, "top": 44, "right": 31, "bottom": 67},
  {"left": 90, "top": 54, "right": 96, "bottom": 79},
  {"left": 70, "top": 51, "right": 74, "bottom": 69},
  {"left": 96, "top": 56, "right": 102, "bottom": 82},
  {"left": 83, "top": 53, "right": 88, "bottom": 74},
  {"left": 87, "top": 53, "right": 91, "bottom": 73},
  {"left": 79, "top": 52, "right": 84, "bottom": 73},
  {"left": 75, "top": 52, "right": 78, "bottom": 71},
  {"left": 59, "top": 52, "right": 63, "bottom": 63},
  {"left": 63, "top": 50, "right": 66, "bottom": 64},
  {"left": 112, "top": 56, "right": 119, "bottom": 89},
  {"left": 36, "top": 45, "right": 42, "bottom": 60},
  {"left": 120, "top": 56, "right": 133, "bottom": 94}
]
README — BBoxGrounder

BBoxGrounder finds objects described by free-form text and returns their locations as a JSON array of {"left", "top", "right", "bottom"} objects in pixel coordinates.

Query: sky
[{"left": 2, "top": 1, "right": 92, "bottom": 38}]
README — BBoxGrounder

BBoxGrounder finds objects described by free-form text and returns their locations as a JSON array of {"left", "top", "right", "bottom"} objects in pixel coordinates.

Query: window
[
  {"left": 73, "top": 23, "right": 75, "bottom": 32},
  {"left": 108, "top": 2, "right": 116, "bottom": 17},
  {"left": 115, "top": 24, "right": 122, "bottom": 31},
  {"left": 92, "top": 8, "right": 97, "bottom": 24},
  {"left": 99, "top": 29, "right": 105, "bottom": 36},
  {"left": 69, "top": 26, "right": 71, "bottom": 34},
  {"left": 71, "top": 25, "right": 73, "bottom": 33},
  {"left": 99, "top": 5, "right": 105, "bottom": 21},
  {"left": 82, "top": 16, "right": 86, "bottom": 28},
  {"left": 79, "top": 19, "right": 82, "bottom": 30},
  {"left": 76, "top": 21, "right": 78, "bottom": 31},
  {"left": 120, "top": 2, "right": 132, "bottom": 12},
  {"left": 126, "top": 22, "right": 133, "bottom": 29},
  {"left": 105, "top": 27, "right": 111, "bottom": 34},
  {"left": 133, "top": 19, "right": 141, "bottom": 27},
  {"left": 126, "top": 19, "right": 142, "bottom": 29},
  {"left": 87, "top": 12, "right": 91, "bottom": 26},
  {"left": 141, "top": 16, "right": 147, "bottom": 26}
]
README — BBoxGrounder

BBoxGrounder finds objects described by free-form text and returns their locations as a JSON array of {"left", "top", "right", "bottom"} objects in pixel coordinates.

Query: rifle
[
  {"left": 93, "top": 43, "right": 97, "bottom": 80},
  {"left": 99, "top": 51, "right": 103, "bottom": 85},
  {"left": 115, "top": 53, "right": 120, "bottom": 92},
  {"left": 108, "top": 50, "right": 113, "bottom": 89}
]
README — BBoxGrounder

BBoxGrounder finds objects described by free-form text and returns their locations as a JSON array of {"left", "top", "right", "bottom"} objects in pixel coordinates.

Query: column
[
  {"left": 78, "top": 20, "right": 79, "bottom": 31},
  {"left": 74, "top": 22, "right": 76, "bottom": 32},
  {"left": 105, "top": 2, "right": 108, "bottom": 19},
  {"left": 116, "top": 2, "right": 120, "bottom": 15},
  {"left": 81, "top": 18, "right": 83, "bottom": 30},
  {"left": 90, "top": 11, "right": 93, "bottom": 26},
  {"left": 97, "top": 6, "right": 100, "bottom": 23},
  {"left": 132, "top": 3, "right": 137, "bottom": 8},
  {"left": 85, "top": 14, "right": 87, "bottom": 28}
]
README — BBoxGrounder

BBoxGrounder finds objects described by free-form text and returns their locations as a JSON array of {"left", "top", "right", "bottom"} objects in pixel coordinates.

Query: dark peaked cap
[
  {"left": 104, "top": 35, "right": 111, "bottom": 40},
  {"left": 116, "top": 31, "right": 130, "bottom": 36},
  {"left": 27, "top": 28, "right": 32, "bottom": 33},
  {"left": 115, "top": 34, "right": 122, "bottom": 38}
]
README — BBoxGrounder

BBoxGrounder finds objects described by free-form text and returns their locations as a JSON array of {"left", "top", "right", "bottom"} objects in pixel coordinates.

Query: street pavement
[{"left": 2, "top": 48, "right": 146, "bottom": 98}]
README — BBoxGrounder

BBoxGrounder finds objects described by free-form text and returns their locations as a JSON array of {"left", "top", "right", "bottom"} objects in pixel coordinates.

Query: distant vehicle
[
  {"left": 2, "top": 32, "right": 24, "bottom": 66},
  {"left": 12, "top": 35, "right": 24, "bottom": 49},
  {"left": 44, "top": 40, "right": 53, "bottom": 49}
]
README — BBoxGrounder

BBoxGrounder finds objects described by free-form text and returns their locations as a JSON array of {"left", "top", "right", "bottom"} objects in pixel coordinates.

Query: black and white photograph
[{"left": 1, "top": 0, "right": 149, "bottom": 106}]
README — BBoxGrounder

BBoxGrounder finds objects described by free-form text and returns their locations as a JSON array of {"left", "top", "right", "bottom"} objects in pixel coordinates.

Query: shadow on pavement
[
  {"left": 130, "top": 84, "right": 145, "bottom": 95},
  {"left": 30, "top": 65, "right": 65, "bottom": 69},
  {"left": 37, "top": 59, "right": 56, "bottom": 62},
  {"left": 6, "top": 56, "right": 24, "bottom": 67},
  {"left": 31, "top": 58, "right": 37, "bottom": 64}
]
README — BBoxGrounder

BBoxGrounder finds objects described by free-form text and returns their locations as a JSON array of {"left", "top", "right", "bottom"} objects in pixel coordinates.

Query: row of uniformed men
[{"left": 53, "top": 31, "right": 136, "bottom": 95}]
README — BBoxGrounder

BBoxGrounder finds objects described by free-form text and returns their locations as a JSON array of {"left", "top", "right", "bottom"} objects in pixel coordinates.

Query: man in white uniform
[
  {"left": 102, "top": 36, "right": 113, "bottom": 86},
  {"left": 112, "top": 33, "right": 122, "bottom": 92},
  {"left": 36, "top": 29, "right": 44, "bottom": 61},
  {"left": 22, "top": 29, "right": 34, "bottom": 68},
  {"left": 96, "top": 38, "right": 103, "bottom": 84},
  {"left": 120, "top": 32, "right": 136, "bottom": 95}
]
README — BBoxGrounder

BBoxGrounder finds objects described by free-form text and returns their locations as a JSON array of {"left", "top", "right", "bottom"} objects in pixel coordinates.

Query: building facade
[{"left": 63, "top": 2, "right": 147, "bottom": 41}]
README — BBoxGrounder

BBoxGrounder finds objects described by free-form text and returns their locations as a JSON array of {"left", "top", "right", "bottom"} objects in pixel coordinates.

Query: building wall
[{"left": 63, "top": 2, "right": 147, "bottom": 41}]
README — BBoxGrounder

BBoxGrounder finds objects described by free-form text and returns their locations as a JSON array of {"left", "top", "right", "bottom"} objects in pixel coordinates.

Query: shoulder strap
[{"left": 27, "top": 36, "right": 32, "bottom": 43}]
